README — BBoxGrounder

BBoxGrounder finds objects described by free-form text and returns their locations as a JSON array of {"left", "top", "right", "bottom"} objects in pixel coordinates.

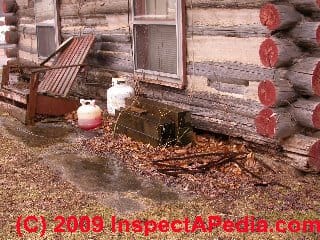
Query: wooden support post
[
  {"left": 259, "top": 37, "right": 301, "bottom": 68},
  {"left": 260, "top": 3, "right": 302, "bottom": 31},
  {"left": 26, "top": 73, "right": 39, "bottom": 125},
  {"left": 258, "top": 70, "right": 296, "bottom": 107},
  {"left": 291, "top": 97, "right": 320, "bottom": 129},
  {"left": 255, "top": 108, "right": 298, "bottom": 140}
]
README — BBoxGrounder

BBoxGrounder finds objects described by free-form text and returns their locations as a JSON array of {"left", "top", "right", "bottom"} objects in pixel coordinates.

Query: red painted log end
[
  {"left": 5, "top": 31, "right": 19, "bottom": 44},
  {"left": 312, "top": 103, "right": 320, "bottom": 129},
  {"left": 259, "top": 38, "right": 279, "bottom": 68},
  {"left": 255, "top": 108, "right": 277, "bottom": 138},
  {"left": 312, "top": 62, "right": 320, "bottom": 96},
  {"left": 316, "top": 24, "right": 320, "bottom": 45},
  {"left": 2, "top": 0, "right": 17, "bottom": 13},
  {"left": 4, "top": 15, "right": 17, "bottom": 26},
  {"left": 260, "top": 3, "right": 280, "bottom": 30},
  {"left": 258, "top": 80, "right": 277, "bottom": 107},
  {"left": 309, "top": 140, "right": 320, "bottom": 171}
]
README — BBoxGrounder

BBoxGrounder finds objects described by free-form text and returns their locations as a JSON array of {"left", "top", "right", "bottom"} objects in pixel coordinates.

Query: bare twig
[
  {"left": 153, "top": 151, "right": 246, "bottom": 163},
  {"left": 155, "top": 153, "right": 247, "bottom": 176}
]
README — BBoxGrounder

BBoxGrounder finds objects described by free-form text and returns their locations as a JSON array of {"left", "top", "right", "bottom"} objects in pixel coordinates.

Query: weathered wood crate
[{"left": 115, "top": 97, "right": 193, "bottom": 146}]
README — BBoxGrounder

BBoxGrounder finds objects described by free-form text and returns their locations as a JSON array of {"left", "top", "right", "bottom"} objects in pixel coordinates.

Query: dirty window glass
[
  {"left": 135, "top": 25, "right": 177, "bottom": 75},
  {"left": 134, "top": 0, "right": 176, "bottom": 20},
  {"left": 35, "top": 0, "right": 57, "bottom": 58}
]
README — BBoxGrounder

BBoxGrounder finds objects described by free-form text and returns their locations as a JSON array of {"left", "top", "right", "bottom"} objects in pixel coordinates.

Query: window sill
[{"left": 134, "top": 72, "right": 186, "bottom": 89}]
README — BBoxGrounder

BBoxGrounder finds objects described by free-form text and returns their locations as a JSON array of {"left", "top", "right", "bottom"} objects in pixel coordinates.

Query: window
[
  {"left": 36, "top": 25, "right": 56, "bottom": 58},
  {"left": 132, "top": 0, "right": 186, "bottom": 88},
  {"left": 35, "top": 0, "right": 59, "bottom": 58}
]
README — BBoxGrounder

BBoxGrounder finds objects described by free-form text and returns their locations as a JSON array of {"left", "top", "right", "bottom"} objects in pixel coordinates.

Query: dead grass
[{"left": 1, "top": 116, "right": 320, "bottom": 240}]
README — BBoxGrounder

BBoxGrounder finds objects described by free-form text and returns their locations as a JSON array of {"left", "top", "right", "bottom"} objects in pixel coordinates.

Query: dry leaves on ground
[{"left": 83, "top": 116, "right": 273, "bottom": 198}]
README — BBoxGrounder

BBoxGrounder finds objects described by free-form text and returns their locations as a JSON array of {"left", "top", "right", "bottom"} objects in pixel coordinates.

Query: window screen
[
  {"left": 36, "top": 26, "right": 56, "bottom": 57},
  {"left": 135, "top": 25, "right": 177, "bottom": 75}
]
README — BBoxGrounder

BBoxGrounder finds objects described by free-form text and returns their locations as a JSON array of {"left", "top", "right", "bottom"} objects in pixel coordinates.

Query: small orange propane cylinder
[{"left": 77, "top": 99, "right": 102, "bottom": 130}]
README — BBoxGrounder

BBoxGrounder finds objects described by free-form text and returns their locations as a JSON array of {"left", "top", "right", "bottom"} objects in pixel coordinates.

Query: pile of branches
[{"left": 153, "top": 151, "right": 248, "bottom": 177}]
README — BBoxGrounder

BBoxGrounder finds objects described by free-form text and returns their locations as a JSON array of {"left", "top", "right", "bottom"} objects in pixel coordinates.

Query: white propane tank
[
  {"left": 107, "top": 77, "right": 135, "bottom": 115},
  {"left": 77, "top": 99, "right": 103, "bottom": 130}
]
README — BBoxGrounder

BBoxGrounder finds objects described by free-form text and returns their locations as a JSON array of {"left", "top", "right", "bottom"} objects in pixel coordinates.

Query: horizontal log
[
  {"left": 289, "top": 21, "right": 320, "bottom": 48},
  {"left": 188, "top": 36, "right": 265, "bottom": 65},
  {"left": 18, "top": 44, "right": 38, "bottom": 55},
  {"left": 255, "top": 108, "right": 298, "bottom": 140},
  {"left": 138, "top": 83, "right": 286, "bottom": 149},
  {"left": 186, "top": 0, "right": 273, "bottom": 9},
  {"left": 187, "top": 8, "right": 267, "bottom": 38},
  {"left": 187, "top": 25, "right": 268, "bottom": 38},
  {"left": 60, "top": 1, "right": 128, "bottom": 17},
  {"left": 17, "top": 7, "right": 34, "bottom": 18},
  {"left": 283, "top": 134, "right": 320, "bottom": 172},
  {"left": 95, "top": 34, "right": 131, "bottom": 43},
  {"left": 88, "top": 50, "right": 133, "bottom": 73},
  {"left": 17, "top": 25, "right": 36, "bottom": 35},
  {"left": 85, "top": 68, "right": 113, "bottom": 84},
  {"left": 260, "top": 3, "right": 302, "bottom": 31},
  {"left": 188, "top": 61, "right": 276, "bottom": 83},
  {"left": 142, "top": 83, "right": 263, "bottom": 119},
  {"left": 61, "top": 26, "right": 128, "bottom": 37},
  {"left": 188, "top": 8, "right": 260, "bottom": 27},
  {"left": 18, "top": 50, "right": 39, "bottom": 64},
  {"left": 286, "top": 57, "right": 320, "bottom": 96},
  {"left": 208, "top": 80, "right": 247, "bottom": 95},
  {"left": 258, "top": 74, "right": 297, "bottom": 107},
  {"left": 96, "top": 42, "right": 131, "bottom": 54},
  {"left": 289, "top": 0, "right": 320, "bottom": 12},
  {"left": 291, "top": 97, "right": 320, "bottom": 129},
  {"left": 284, "top": 152, "right": 310, "bottom": 172},
  {"left": 18, "top": 16, "right": 34, "bottom": 25},
  {"left": 259, "top": 37, "right": 301, "bottom": 68}
]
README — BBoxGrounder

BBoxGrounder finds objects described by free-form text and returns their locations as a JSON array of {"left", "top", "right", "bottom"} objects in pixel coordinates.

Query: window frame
[
  {"left": 131, "top": 0, "right": 186, "bottom": 89},
  {"left": 35, "top": 0, "right": 60, "bottom": 59}
]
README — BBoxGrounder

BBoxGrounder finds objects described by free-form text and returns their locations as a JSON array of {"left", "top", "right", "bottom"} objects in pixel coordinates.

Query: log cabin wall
[
  {"left": 12, "top": 0, "right": 320, "bottom": 171},
  {"left": 59, "top": 0, "right": 131, "bottom": 99},
  {"left": 16, "top": 0, "right": 37, "bottom": 63}
]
